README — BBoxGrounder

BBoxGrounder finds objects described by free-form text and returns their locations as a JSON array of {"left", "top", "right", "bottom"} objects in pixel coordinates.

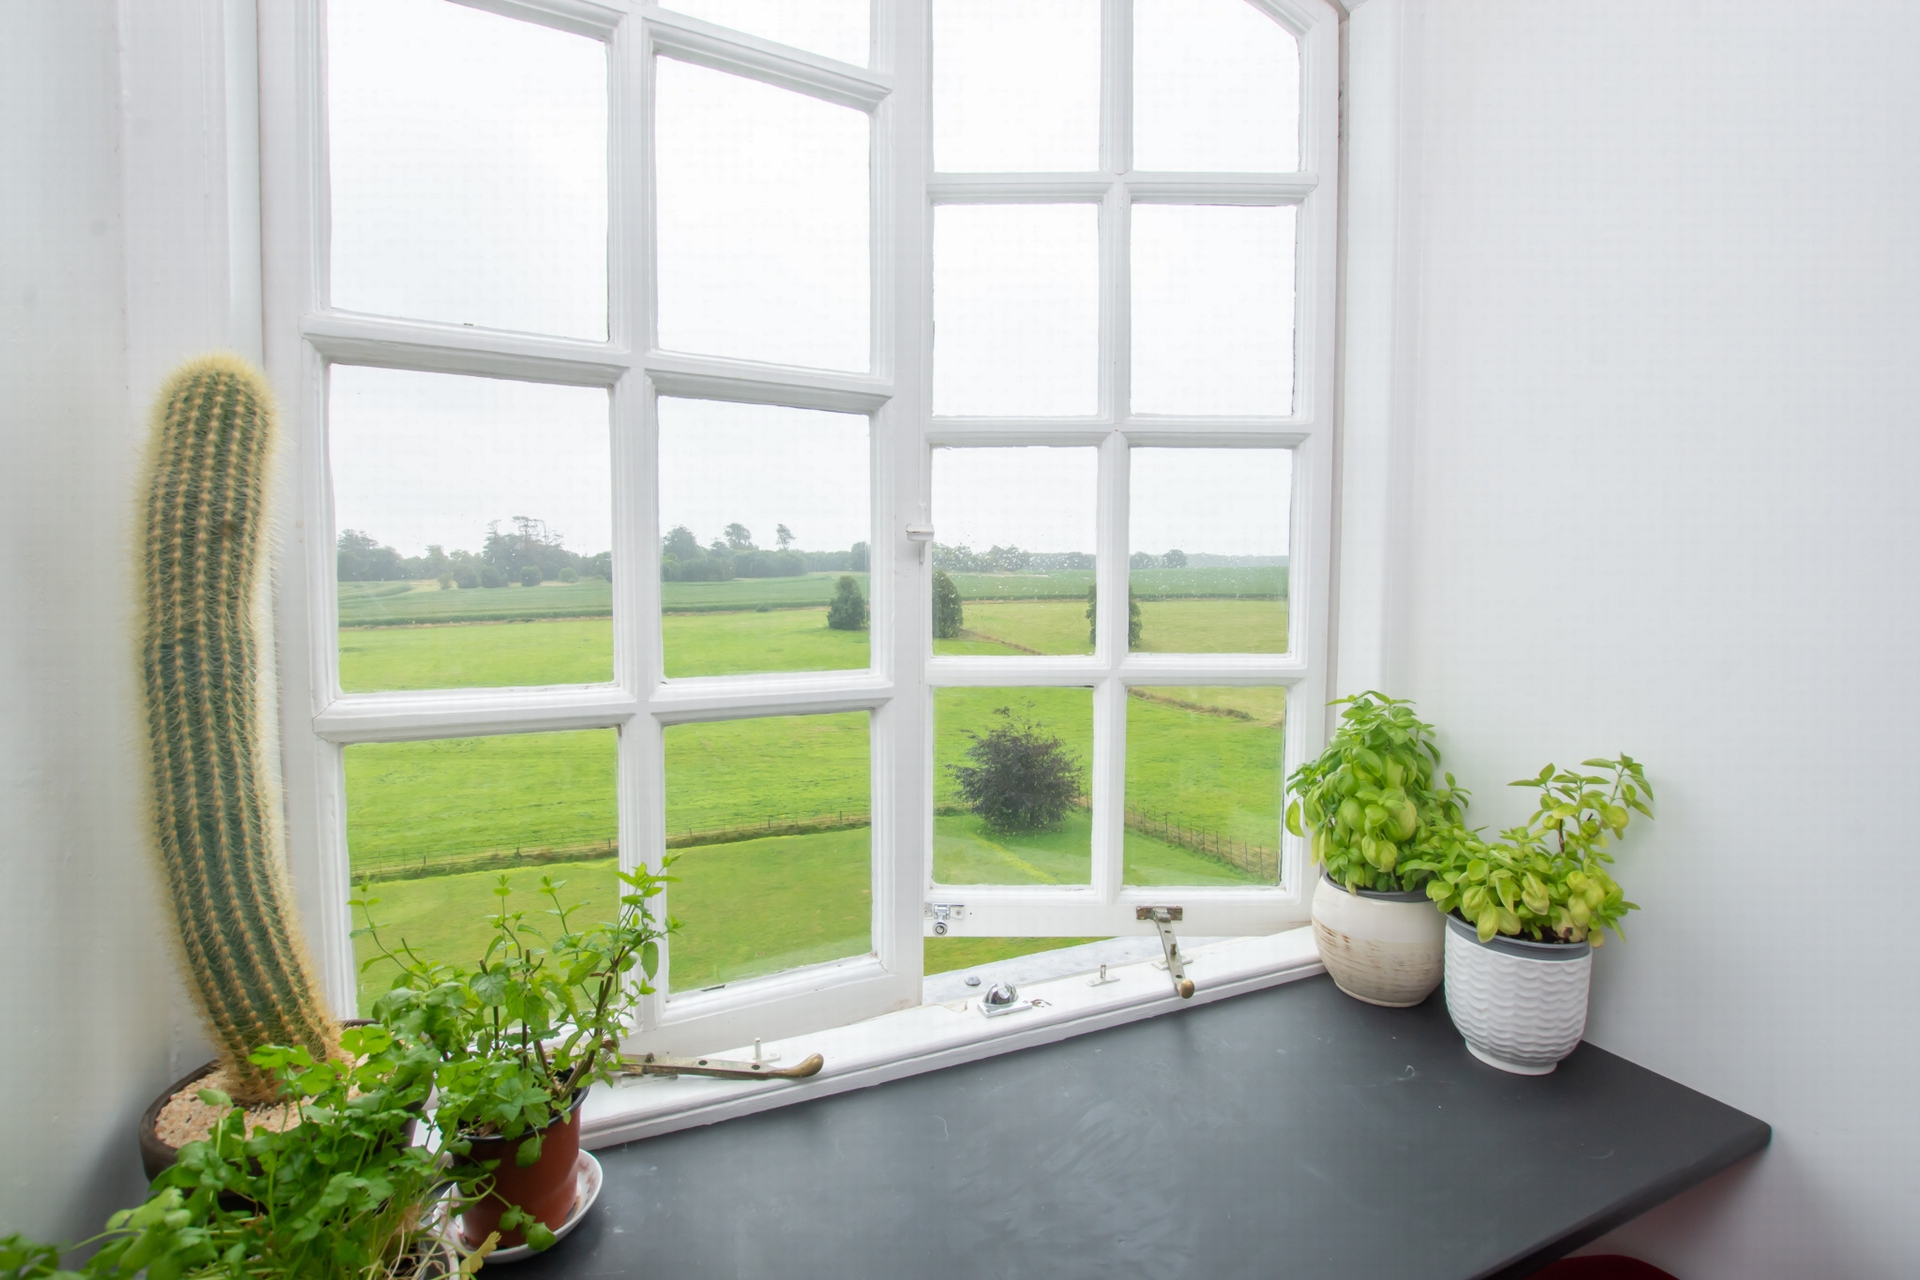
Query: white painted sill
[{"left": 579, "top": 927, "right": 1324, "bottom": 1149}]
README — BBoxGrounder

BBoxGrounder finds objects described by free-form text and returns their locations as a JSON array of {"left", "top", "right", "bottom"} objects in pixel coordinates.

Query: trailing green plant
[
  {"left": 948, "top": 703, "right": 1084, "bottom": 835},
  {"left": 355, "top": 865, "right": 674, "bottom": 1250},
  {"left": 826, "top": 574, "right": 868, "bottom": 630},
  {"left": 1406, "top": 756, "right": 1653, "bottom": 945},
  {"left": 1284, "top": 692, "right": 1470, "bottom": 893},
  {"left": 138, "top": 353, "right": 335, "bottom": 1105},
  {"left": 932, "top": 569, "right": 964, "bottom": 640},
  {"left": 0, "top": 1026, "right": 483, "bottom": 1279}
]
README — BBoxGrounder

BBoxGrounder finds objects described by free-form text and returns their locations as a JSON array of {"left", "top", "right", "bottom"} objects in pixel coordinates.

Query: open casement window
[{"left": 260, "top": 0, "right": 1337, "bottom": 1061}]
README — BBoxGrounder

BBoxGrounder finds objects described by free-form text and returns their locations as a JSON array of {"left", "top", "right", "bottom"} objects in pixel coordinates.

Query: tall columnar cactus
[{"left": 139, "top": 353, "right": 334, "bottom": 1104}]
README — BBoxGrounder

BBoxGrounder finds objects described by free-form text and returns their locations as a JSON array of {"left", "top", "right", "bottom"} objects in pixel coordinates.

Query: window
[{"left": 261, "top": 0, "right": 1338, "bottom": 1060}]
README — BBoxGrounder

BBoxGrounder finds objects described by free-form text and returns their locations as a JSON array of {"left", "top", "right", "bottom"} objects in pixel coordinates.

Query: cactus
[{"left": 138, "top": 353, "right": 334, "bottom": 1104}]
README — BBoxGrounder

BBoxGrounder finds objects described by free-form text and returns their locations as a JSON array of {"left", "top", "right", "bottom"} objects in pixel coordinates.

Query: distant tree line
[
  {"left": 337, "top": 517, "right": 610, "bottom": 588},
  {"left": 932, "top": 544, "right": 1095, "bottom": 573},
  {"left": 661, "top": 523, "right": 868, "bottom": 583}
]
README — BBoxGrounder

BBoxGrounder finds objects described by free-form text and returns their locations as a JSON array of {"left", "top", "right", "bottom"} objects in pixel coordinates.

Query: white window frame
[{"left": 258, "top": 0, "right": 1339, "bottom": 1062}]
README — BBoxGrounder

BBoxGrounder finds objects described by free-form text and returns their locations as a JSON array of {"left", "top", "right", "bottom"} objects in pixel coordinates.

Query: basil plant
[
  {"left": 1284, "top": 693, "right": 1470, "bottom": 893},
  {"left": 1405, "top": 756, "right": 1654, "bottom": 945}
]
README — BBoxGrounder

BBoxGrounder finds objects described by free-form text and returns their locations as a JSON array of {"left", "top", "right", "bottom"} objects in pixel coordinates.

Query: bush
[
  {"left": 520, "top": 565, "right": 542, "bottom": 586},
  {"left": 452, "top": 565, "right": 480, "bottom": 590},
  {"left": 827, "top": 574, "right": 868, "bottom": 630},
  {"left": 558, "top": 566, "right": 579, "bottom": 583},
  {"left": 1086, "top": 583, "right": 1142, "bottom": 647},
  {"left": 932, "top": 570, "right": 964, "bottom": 639},
  {"left": 479, "top": 565, "right": 508, "bottom": 589},
  {"left": 948, "top": 704, "right": 1084, "bottom": 834}
]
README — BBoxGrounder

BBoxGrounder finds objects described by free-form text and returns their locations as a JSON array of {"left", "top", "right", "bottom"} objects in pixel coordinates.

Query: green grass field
[{"left": 341, "top": 568, "right": 1288, "bottom": 1007}]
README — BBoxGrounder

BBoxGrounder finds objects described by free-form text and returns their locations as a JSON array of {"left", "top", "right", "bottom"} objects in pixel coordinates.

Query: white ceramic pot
[
  {"left": 1442, "top": 913, "right": 1593, "bottom": 1075},
  {"left": 1311, "top": 871, "right": 1445, "bottom": 1007}
]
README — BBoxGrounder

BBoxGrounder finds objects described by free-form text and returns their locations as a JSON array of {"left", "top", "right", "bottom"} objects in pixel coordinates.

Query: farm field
[{"left": 342, "top": 567, "right": 1288, "bottom": 1009}]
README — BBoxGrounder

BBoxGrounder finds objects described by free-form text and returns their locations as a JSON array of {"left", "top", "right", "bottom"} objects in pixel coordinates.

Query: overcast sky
[{"left": 324, "top": 0, "right": 1298, "bottom": 562}]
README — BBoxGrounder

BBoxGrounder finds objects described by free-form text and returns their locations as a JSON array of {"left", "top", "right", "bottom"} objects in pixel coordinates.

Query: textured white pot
[
  {"left": 1311, "top": 871, "right": 1445, "bottom": 1007},
  {"left": 1443, "top": 914, "right": 1593, "bottom": 1075}
]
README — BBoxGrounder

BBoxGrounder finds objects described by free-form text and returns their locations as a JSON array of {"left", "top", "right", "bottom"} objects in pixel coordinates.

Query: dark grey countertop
[{"left": 513, "top": 975, "right": 1768, "bottom": 1279}]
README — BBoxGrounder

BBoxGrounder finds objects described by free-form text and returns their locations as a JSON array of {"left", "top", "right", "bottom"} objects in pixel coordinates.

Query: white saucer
[{"left": 455, "top": 1149, "right": 604, "bottom": 1266}]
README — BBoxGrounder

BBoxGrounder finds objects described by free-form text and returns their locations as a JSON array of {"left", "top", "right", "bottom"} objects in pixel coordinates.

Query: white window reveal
[{"left": 258, "top": 0, "right": 1339, "bottom": 1068}]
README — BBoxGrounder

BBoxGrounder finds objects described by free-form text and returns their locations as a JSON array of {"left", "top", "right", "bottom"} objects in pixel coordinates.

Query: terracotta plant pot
[
  {"left": 1311, "top": 871, "right": 1445, "bottom": 1007},
  {"left": 458, "top": 1098, "right": 586, "bottom": 1251},
  {"left": 1443, "top": 913, "right": 1593, "bottom": 1075}
]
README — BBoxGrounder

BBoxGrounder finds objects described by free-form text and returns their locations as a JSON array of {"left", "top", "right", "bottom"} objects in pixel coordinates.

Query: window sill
[{"left": 580, "top": 926, "right": 1322, "bottom": 1149}]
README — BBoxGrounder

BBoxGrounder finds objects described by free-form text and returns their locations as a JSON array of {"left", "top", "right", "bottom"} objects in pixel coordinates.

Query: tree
[
  {"left": 724, "top": 523, "right": 754, "bottom": 551},
  {"left": 932, "top": 569, "right": 964, "bottom": 639},
  {"left": 520, "top": 564, "right": 542, "bottom": 586},
  {"left": 1086, "top": 583, "right": 1142, "bottom": 647},
  {"left": 775, "top": 523, "right": 794, "bottom": 550},
  {"left": 948, "top": 704, "right": 1084, "bottom": 835},
  {"left": 662, "top": 525, "right": 701, "bottom": 561},
  {"left": 850, "top": 541, "right": 869, "bottom": 572},
  {"left": 827, "top": 574, "right": 868, "bottom": 630},
  {"left": 1162, "top": 548, "right": 1187, "bottom": 568}
]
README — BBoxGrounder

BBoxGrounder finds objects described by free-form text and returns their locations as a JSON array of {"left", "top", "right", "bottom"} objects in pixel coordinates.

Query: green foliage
[
  {"left": 518, "top": 565, "right": 541, "bottom": 587},
  {"left": 932, "top": 570, "right": 964, "bottom": 639},
  {"left": 356, "top": 867, "right": 674, "bottom": 1249},
  {"left": 1406, "top": 756, "right": 1653, "bottom": 945},
  {"left": 826, "top": 574, "right": 868, "bottom": 630},
  {"left": 138, "top": 354, "right": 334, "bottom": 1105},
  {"left": 948, "top": 704, "right": 1085, "bottom": 835},
  {"left": 0, "top": 1026, "right": 476, "bottom": 1279},
  {"left": 1085, "top": 583, "right": 1143, "bottom": 647},
  {"left": 1283, "top": 692, "right": 1470, "bottom": 893}
]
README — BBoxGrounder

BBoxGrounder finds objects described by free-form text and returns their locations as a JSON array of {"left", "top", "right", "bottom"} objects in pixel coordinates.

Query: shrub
[
  {"left": 519, "top": 565, "right": 542, "bottom": 586},
  {"left": 480, "top": 565, "right": 508, "bottom": 589},
  {"left": 827, "top": 574, "right": 868, "bottom": 630},
  {"left": 948, "top": 704, "right": 1084, "bottom": 834},
  {"left": 933, "top": 569, "right": 964, "bottom": 639},
  {"left": 558, "top": 566, "right": 579, "bottom": 583},
  {"left": 452, "top": 565, "right": 480, "bottom": 590},
  {"left": 1085, "top": 583, "right": 1142, "bottom": 647}
]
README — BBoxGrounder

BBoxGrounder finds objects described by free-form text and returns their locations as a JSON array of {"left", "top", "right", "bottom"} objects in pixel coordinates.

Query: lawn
[
  {"left": 663, "top": 606, "right": 867, "bottom": 678},
  {"left": 340, "top": 616, "right": 614, "bottom": 691},
  {"left": 931, "top": 597, "right": 1287, "bottom": 657}
]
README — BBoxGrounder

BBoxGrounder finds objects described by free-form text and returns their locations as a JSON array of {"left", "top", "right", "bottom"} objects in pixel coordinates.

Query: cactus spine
[{"left": 139, "top": 353, "right": 333, "bottom": 1104}]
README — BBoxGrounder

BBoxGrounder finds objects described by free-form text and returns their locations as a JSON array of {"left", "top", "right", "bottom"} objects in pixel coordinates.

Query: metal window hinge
[
  {"left": 925, "top": 902, "right": 964, "bottom": 936},
  {"left": 1138, "top": 906, "right": 1196, "bottom": 999}
]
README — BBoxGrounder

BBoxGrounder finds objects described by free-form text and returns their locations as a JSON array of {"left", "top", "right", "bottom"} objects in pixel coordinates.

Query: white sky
[{"left": 324, "top": 0, "right": 1301, "bottom": 561}]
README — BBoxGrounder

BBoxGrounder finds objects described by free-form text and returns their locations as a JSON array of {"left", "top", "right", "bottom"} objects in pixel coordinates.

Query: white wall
[
  {"left": 1363, "top": 2, "right": 1920, "bottom": 1275},
  {"left": 0, "top": 0, "right": 248, "bottom": 1244}
]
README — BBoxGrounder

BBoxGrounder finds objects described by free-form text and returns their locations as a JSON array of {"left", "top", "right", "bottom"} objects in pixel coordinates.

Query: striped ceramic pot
[
  {"left": 1443, "top": 914, "right": 1593, "bottom": 1075},
  {"left": 1311, "top": 871, "right": 1445, "bottom": 1007}
]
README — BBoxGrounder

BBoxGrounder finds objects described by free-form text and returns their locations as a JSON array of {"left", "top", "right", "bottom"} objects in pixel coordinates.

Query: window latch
[
  {"left": 905, "top": 522, "right": 934, "bottom": 563},
  {"left": 925, "top": 901, "right": 964, "bottom": 935},
  {"left": 1138, "top": 906, "right": 1196, "bottom": 999}
]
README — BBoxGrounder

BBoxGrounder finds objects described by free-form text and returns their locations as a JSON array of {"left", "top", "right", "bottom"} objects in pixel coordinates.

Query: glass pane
[
  {"left": 1123, "top": 687, "right": 1283, "bottom": 885},
  {"left": 1128, "top": 447, "right": 1289, "bottom": 653},
  {"left": 933, "top": 0, "right": 1100, "bottom": 172},
  {"left": 931, "top": 447, "right": 1097, "bottom": 656},
  {"left": 658, "top": 399, "right": 871, "bottom": 677},
  {"left": 665, "top": 0, "right": 869, "bottom": 66},
  {"left": 934, "top": 688, "right": 1093, "bottom": 886},
  {"left": 933, "top": 205, "right": 1099, "bottom": 416},
  {"left": 1131, "top": 204, "right": 1295, "bottom": 415},
  {"left": 656, "top": 58, "right": 870, "bottom": 371},
  {"left": 330, "top": 367, "right": 612, "bottom": 692},
  {"left": 664, "top": 713, "right": 872, "bottom": 990},
  {"left": 347, "top": 730, "right": 617, "bottom": 1014},
  {"left": 1133, "top": 0, "right": 1300, "bottom": 172},
  {"left": 328, "top": 0, "right": 607, "bottom": 338}
]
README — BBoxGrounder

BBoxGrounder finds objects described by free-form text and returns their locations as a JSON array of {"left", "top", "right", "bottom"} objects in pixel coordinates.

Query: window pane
[
  {"left": 933, "top": 205, "right": 1099, "bottom": 416},
  {"left": 664, "top": 0, "right": 869, "bottom": 66},
  {"left": 1123, "top": 687, "right": 1282, "bottom": 886},
  {"left": 328, "top": 0, "right": 607, "bottom": 338},
  {"left": 933, "top": 0, "right": 1100, "bottom": 172},
  {"left": 347, "top": 730, "right": 617, "bottom": 1015},
  {"left": 1128, "top": 447, "right": 1289, "bottom": 654},
  {"left": 664, "top": 713, "right": 872, "bottom": 990},
  {"left": 1131, "top": 204, "right": 1295, "bottom": 415},
  {"left": 330, "top": 367, "right": 612, "bottom": 692},
  {"left": 658, "top": 399, "right": 871, "bottom": 677},
  {"left": 656, "top": 58, "right": 870, "bottom": 371},
  {"left": 931, "top": 447, "right": 1097, "bottom": 656},
  {"left": 934, "top": 688, "right": 1093, "bottom": 886},
  {"left": 1133, "top": 0, "right": 1300, "bottom": 172}
]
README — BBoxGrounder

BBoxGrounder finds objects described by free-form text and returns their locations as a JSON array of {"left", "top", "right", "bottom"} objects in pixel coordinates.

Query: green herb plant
[
  {"left": 1284, "top": 693, "right": 1471, "bottom": 892},
  {"left": 0, "top": 1025, "right": 484, "bottom": 1280},
  {"left": 1406, "top": 756, "right": 1653, "bottom": 945},
  {"left": 356, "top": 864, "right": 674, "bottom": 1251}
]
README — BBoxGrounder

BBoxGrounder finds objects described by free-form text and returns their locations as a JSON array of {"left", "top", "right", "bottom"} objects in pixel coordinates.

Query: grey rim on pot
[{"left": 1444, "top": 912, "right": 1591, "bottom": 960}]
